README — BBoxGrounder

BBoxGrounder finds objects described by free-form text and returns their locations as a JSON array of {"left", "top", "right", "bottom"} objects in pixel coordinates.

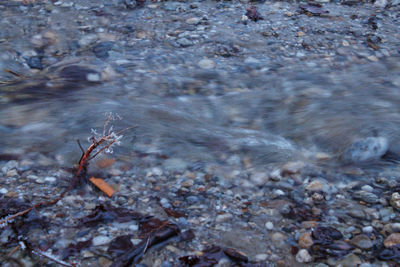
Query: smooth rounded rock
[
  {"left": 350, "top": 234, "right": 373, "bottom": 250},
  {"left": 296, "top": 249, "right": 312, "bottom": 263},
  {"left": 384, "top": 233, "right": 400, "bottom": 247}
]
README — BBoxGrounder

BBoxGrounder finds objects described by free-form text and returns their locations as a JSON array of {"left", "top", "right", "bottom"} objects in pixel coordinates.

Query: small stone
[
  {"left": 296, "top": 249, "right": 312, "bottom": 263},
  {"left": 353, "top": 190, "right": 379, "bottom": 204},
  {"left": 27, "top": 56, "right": 43, "bottom": 70},
  {"left": 330, "top": 253, "right": 361, "bottom": 266},
  {"left": 265, "top": 221, "right": 274, "bottom": 230},
  {"left": 6, "top": 169, "right": 18, "bottom": 177},
  {"left": 384, "top": 233, "right": 400, "bottom": 247},
  {"left": 251, "top": 172, "right": 269, "bottom": 186},
  {"left": 298, "top": 232, "right": 313, "bottom": 248},
  {"left": 390, "top": 192, "right": 400, "bottom": 209},
  {"left": 181, "top": 179, "right": 194, "bottom": 188},
  {"left": 216, "top": 213, "right": 233, "bottom": 223},
  {"left": 306, "top": 180, "right": 324, "bottom": 192},
  {"left": 350, "top": 234, "right": 373, "bottom": 250},
  {"left": 0, "top": 188, "right": 8, "bottom": 194},
  {"left": 86, "top": 73, "right": 101, "bottom": 82},
  {"left": 98, "top": 256, "right": 113, "bottom": 267},
  {"left": 176, "top": 38, "right": 193, "bottom": 47},
  {"left": 312, "top": 192, "right": 324, "bottom": 201},
  {"left": 341, "top": 137, "right": 388, "bottom": 163},
  {"left": 186, "top": 17, "right": 200, "bottom": 25},
  {"left": 83, "top": 251, "right": 94, "bottom": 258},
  {"left": 44, "top": 176, "right": 57, "bottom": 183},
  {"left": 255, "top": 254, "right": 268, "bottom": 261},
  {"left": 271, "top": 232, "right": 287, "bottom": 248},
  {"left": 5, "top": 191, "right": 18, "bottom": 198},
  {"left": 391, "top": 223, "right": 400, "bottom": 232},
  {"left": 92, "top": 235, "right": 112, "bottom": 246},
  {"left": 362, "top": 226, "right": 374, "bottom": 234},
  {"left": 198, "top": 59, "right": 215, "bottom": 69},
  {"left": 128, "top": 224, "right": 139, "bottom": 231},
  {"left": 348, "top": 209, "right": 365, "bottom": 219},
  {"left": 361, "top": 185, "right": 374, "bottom": 192}
]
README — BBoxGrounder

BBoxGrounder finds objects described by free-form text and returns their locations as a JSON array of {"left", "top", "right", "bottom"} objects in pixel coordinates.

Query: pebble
[
  {"left": 249, "top": 172, "right": 268, "bottom": 186},
  {"left": 341, "top": 137, "right": 388, "bottom": 163},
  {"left": 271, "top": 232, "right": 287, "bottom": 248},
  {"left": 362, "top": 226, "right": 374, "bottom": 234},
  {"left": 44, "top": 176, "right": 57, "bottom": 183},
  {"left": 390, "top": 192, "right": 400, "bottom": 209},
  {"left": 296, "top": 249, "right": 312, "bottom": 263},
  {"left": 215, "top": 213, "right": 233, "bottom": 223},
  {"left": 265, "top": 221, "right": 274, "bottom": 230},
  {"left": 306, "top": 180, "right": 324, "bottom": 192},
  {"left": 198, "top": 59, "right": 215, "bottom": 69},
  {"left": 6, "top": 169, "right": 18, "bottom": 177},
  {"left": 176, "top": 38, "right": 194, "bottom": 47},
  {"left": 391, "top": 223, "right": 400, "bottom": 232},
  {"left": 186, "top": 17, "right": 200, "bottom": 25},
  {"left": 330, "top": 253, "right": 361, "bottom": 266},
  {"left": 255, "top": 254, "right": 268, "bottom": 261},
  {"left": 353, "top": 190, "right": 380, "bottom": 204},
  {"left": 180, "top": 179, "right": 194, "bottom": 188},
  {"left": 384, "top": 233, "right": 400, "bottom": 247},
  {"left": 298, "top": 232, "right": 313, "bottom": 248},
  {"left": 361, "top": 185, "right": 374, "bottom": 192},
  {"left": 92, "top": 235, "right": 112, "bottom": 246},
  {"left": 0, "top": 188, "right": 8, "bottom": 194},
  {"left": 350, "top": 234, "right": 373, "bottom": 250}
]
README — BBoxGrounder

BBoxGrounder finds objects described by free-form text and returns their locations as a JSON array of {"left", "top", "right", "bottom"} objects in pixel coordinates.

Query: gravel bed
[{"left": 1, "top": 0, "right": 400, "bottom": 266}]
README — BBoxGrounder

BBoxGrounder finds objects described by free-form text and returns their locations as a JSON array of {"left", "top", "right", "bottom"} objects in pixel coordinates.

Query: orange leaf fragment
[{"left": 89, "top": 177, "right": 115, "bottom": 197}]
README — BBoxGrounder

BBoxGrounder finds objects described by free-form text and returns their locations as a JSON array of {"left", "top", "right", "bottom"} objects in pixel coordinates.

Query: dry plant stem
[
  {"left": 3, "top": 68, "right": 25, "bottom": 79},
  {"left": 0, "top": 126, "right": 135, "bottom": 229},
  {"left": 31, "top": 248, "right": 77, "bottom": 267}
]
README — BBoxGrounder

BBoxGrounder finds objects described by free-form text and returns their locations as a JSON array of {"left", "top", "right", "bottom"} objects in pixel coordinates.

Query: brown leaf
[{"left": 89, "top": 177, "right": 115, "bottom": 197}]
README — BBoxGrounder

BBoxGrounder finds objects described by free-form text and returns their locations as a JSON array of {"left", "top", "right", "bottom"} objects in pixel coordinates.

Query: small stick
[{"left": 3, "top": 68, "right": 25, "bottom": 79}]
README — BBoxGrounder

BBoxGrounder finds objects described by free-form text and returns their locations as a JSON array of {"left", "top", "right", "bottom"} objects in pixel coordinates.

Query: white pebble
[
  {"left": 361, "top": 185, "right": 374, "bottom": 192},
  {"left": 265, "top": 221, "right": 274, "bottom": 230},
  {"left": 44, "top": 176, "right": 57, "bottom": 183},
  {"left": 362, "top": 226, "right": 374, "bottom": 233},
  {"left": 86, "top": 73, "right": 101, "bottom": 82},
  {"left": 198, "top": 59, "right": 215, "bottom": 69},
  {"left": 92, "top": 235, "right": 112, "bottom": 246},
  {"left": 296, "top": 249, "right": 312, "bottom": 263},
  {"left": 0, "top": 188, "right": 8, "bottom": 194}
]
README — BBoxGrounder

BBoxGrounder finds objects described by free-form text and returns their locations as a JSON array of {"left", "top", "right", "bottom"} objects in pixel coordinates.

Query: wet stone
[
  {"left": 384, "top": 233, "right": 400, "bottom": 248},
  {"left": 296, "top": 249, "right": 312, "bottom": 263},
  {"left": 298, "top": 232, "right": 313, "bottom": 248},
  {"left": 92, "top": 235, "right": 112, "bottom": 246},
  {"left": 390, "top": 192, "right": 400, "bottom": 209},
  {"left": 341, "top": 137, "right": 388, "bottom": 163},
  {"left": 198, "top": 58, "right": 215, "bottom": 69},
  {"left": 26, "top": 56, "right": 43, "bottom": 70},
  {"left": 353, "top": 190, "right": 380, "bottom": 204},
  {"left": 350, "top": 234, "right": 373, "bottom": 250}
]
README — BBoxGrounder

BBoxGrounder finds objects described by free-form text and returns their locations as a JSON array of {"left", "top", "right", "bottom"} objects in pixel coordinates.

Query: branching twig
[{"left": 1, "top": 113, "right": 134, "bottom": 264}]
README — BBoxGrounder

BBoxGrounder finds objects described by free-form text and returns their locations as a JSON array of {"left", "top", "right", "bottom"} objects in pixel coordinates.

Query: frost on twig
[{"left": 76, "top": 112, "right": 131, "bottom": 178}]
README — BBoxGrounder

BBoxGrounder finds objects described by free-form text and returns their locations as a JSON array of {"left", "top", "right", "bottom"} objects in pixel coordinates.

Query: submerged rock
[{"left": 341, "top": 137, "right": 388, "bottom": 163}]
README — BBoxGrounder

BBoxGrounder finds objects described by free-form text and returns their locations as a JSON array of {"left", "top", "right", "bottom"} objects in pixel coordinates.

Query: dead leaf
[{"left": 89, "top": 177, "right": 115, "bottom": 197}]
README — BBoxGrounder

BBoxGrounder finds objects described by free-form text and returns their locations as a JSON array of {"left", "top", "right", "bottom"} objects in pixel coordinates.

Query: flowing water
[{"left": 0, "top": 0, "right": 399, "bottom": 175}]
